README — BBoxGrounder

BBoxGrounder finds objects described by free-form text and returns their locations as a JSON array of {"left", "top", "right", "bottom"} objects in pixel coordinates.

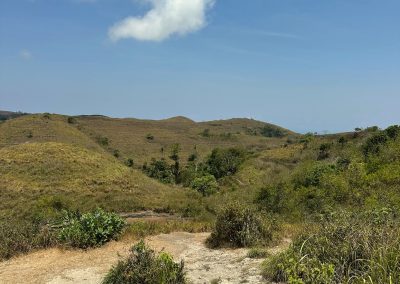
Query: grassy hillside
[
  {"left": 0, "top": 114, "right": 102, "bottom": 152},
  {"left": 0, "top": 142, "right": 128, "bottom": 190},
  {"left": 0, "top": 141, "right": 202, "bottom": 219},
  {"left": 74, "top": 115, "right": 295, "bottom": 165},
  {"left": 0, "top": 113, "right": 294, "bottom": 220}
]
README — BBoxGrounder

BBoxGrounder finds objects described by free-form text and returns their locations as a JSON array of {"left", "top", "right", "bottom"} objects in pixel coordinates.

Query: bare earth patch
[{"left": 0, "top": 232, "right": 290, "bottom": 284}]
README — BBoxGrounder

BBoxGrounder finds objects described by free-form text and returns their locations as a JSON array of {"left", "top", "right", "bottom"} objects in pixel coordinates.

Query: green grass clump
[
  {"left": 58, "top": 208, "right": 126, "bottom": 248},
  {"left": 247, "top": 247, "right": 270, "bottom": 259},
  {"left": 262, "top": 209, "right": 400, "bottom": 284},
  {"left": 207, "top": 202, "right": 280, "bottom": 248},
  {"left": 103, "top": 240, "right": 186, "bottom": 284}
]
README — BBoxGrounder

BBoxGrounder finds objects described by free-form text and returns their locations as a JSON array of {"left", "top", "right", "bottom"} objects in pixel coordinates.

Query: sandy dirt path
[{"left": 0, "top": 232, "right": 289, "bottom": 284}]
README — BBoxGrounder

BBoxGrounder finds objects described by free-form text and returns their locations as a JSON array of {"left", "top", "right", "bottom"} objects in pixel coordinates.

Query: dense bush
[
  {"left": 363, "top": 132, "right": 388, "bottom": 157},
  {"left": 385, "top": 125, "right": 400, "bottom": 139},
  {"left": 143, "top": 158, "right": 175, "bottom": 184},
  {"left": 58, "top": 208, "right": 125, "bottom": 248},
  {"left": 260, "top": 126, "right": 285, "bottom": 138},
  {"left": 190, "top": 174, "right": 219, "bottom": 196},
  {"left": 206, "top": 147, "right": 246, "bottom": 179},
  {"left": 207, "top": 202, "right": 279, "bottom": 248},
  {"left": 67, "top": 117, "right": 76, "bottom": 124},
  {"left": 257, "top": 183, "right": 288, "bottom": 214},
  {"left": 96, "top": 136, "right": 109, "bottom": 146},
  {"left": 263, "top": 209, "right": 400, "bottom": 284},
  {"left": 0, "top": 219, "right": 57, "bottom": 260},
  {"left": 103, "top": 240, "right": 186, "bottom": 284},
  {"left": 293, "top": 163, "right": 336, "bottom": 188},
  {"left": 317, "top": 143, "right": 331, "bottom": 160}
]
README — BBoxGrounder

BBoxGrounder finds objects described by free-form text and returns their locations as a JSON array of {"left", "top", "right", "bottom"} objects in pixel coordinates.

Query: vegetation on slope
[
  {"left": 0, "top": 114, "right": 102, "bottom": 151},
  {"left": 1, "top": 112, "right": 400, "bottom": 284},
  {"left": 74, "top": 115, "right": 294, "bottom": 166},
  {"left": 263, "top": 209, "right": 400, "bottom": 283}
]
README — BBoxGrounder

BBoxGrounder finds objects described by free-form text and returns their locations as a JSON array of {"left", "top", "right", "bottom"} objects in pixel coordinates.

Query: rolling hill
[
  {"left": 0, "top": 112, "right": 296, "bottom": 166},
  {"left": 0, "top": 112, "right": 294, "bottom": 219},
  {"left": 74, "top": 115, "right": 296, "bottom": 165}
]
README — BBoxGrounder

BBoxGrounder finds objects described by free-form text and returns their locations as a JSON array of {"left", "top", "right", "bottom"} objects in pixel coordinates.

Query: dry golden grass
[
  {"left": 75, "top": 115, "right": 293, "bottom": 165},
  {"left": 0, "top": 142, "right": 203, "bottom": 218},
  {"left": 0, "top": 114, "right": 102, "bottom": 152}
]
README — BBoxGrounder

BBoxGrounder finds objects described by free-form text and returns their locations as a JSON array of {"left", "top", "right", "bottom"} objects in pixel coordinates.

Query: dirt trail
[{"left": 0, "top": 233, "right": 290, "bottom": 284}]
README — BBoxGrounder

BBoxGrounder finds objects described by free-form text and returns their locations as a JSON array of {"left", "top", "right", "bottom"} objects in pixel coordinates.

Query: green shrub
[
  {"left": 207, "top": 202, "right": 279, "bottom": 248},
  {"left": 257, "top": 184, "right": 288, "bottom": 214},
  {"left": 263, "top": 209, "right": 400, "bottom": 284},
  {"left": 260, "top": 126, "right": 285, "bottom": 138},
  {"left": 103, "top": 240, "right": 186, "bottom": 284},
  {"left": 58, "top": 208, "right": 125, "bottom": 248},
  {"left": 126, "top": 158, "right": 134, "bottom": 167},
  {"left": 317, "top": 143, "right": 331, "bottom": 160},
  {"left": 385, "top": 125, "right": 400, "bottom": 139},
  {"left": 363, "top": 132, "right": 388, "bottom": 157},
  {"left": 247, "top": 247, "right": 270, "bottom": 259},
  {"left": 143, "top": 158, "right": 175, "bottom": 184},
  {"left": 96, "top": 136, "right": 109, "bottom": 146},
  {"left": 190, "top": 174, "right": 219, "bottom": 196},
  {"left": 67, "top": 117, "right": 76, "bottom": 124},
  {"left": 113, "top": 149, "right": 120, "bottom": 158},
  {"left": 206, "top": 147, "right": 246, "bottom": 179},
  {"left": 293, "top": 163, "right": 336, "bottom": 188},
  {"left": 200, "top": 128, "right": 210, "bottom": 137}
]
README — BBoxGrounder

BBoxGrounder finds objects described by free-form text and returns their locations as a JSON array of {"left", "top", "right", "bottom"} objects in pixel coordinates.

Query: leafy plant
[
  {"left": 190, "top": 174, "right": 219, "bottom": 196},
  {"left": 103, "top": 240, "right": 186, "bottom": 284},
  {"left": 143, "top": 158, "right": 175, "bottom": 184},
  {"left": 206, "top": 147, "right": 246, "bottom": 179},
  {"left": 58, "top": 208, "right": 125, "bottom": 248}
]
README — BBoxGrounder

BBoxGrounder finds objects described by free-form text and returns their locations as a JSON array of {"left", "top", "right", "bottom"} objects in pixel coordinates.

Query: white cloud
[
  {"left": 109, "top": 0, "right": 215, "bottom": 42},
  {"left": 20, "top": 50, "right": 32, "bottom": 60}
]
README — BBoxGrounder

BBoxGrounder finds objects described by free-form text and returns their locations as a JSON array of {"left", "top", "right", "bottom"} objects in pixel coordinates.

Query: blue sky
[{"left": 0, "top": 0, "right": 399, "bottom": 133}]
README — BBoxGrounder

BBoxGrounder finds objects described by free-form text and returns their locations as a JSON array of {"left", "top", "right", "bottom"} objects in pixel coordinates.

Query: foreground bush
[
  {"left": 58, "top": 208, "right": 125, "bottom": 248},
  {"left": 207, "top": 202, "right": 279, "bottom": 248},
  {"left": 103, "top": 240, "right": 186, "bottom": 284},
  {"left": 263, "top": 209, "right": 400, "bottom": 284}
]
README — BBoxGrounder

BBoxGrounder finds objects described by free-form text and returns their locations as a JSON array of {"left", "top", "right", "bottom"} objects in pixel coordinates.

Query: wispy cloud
[
  {"left": 108, "top": 0, "right": 215, "bottom": 42},
  {"left": 19, "top": 49, "right": 32, "bottom": 60}
]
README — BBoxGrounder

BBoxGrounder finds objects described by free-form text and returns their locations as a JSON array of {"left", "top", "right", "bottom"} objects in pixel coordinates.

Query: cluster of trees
[
  {"left": 363, "top": 125, "right": 400, "bottom": 157},
  {"left": 260, "top": 126, "right": 285, "bottom": 138},
  {"left": 143, "top": 145, "right": 246, "bottom": 196},
  {"left": 258, "top": 125, "right": 400, "bottom": 216}
]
